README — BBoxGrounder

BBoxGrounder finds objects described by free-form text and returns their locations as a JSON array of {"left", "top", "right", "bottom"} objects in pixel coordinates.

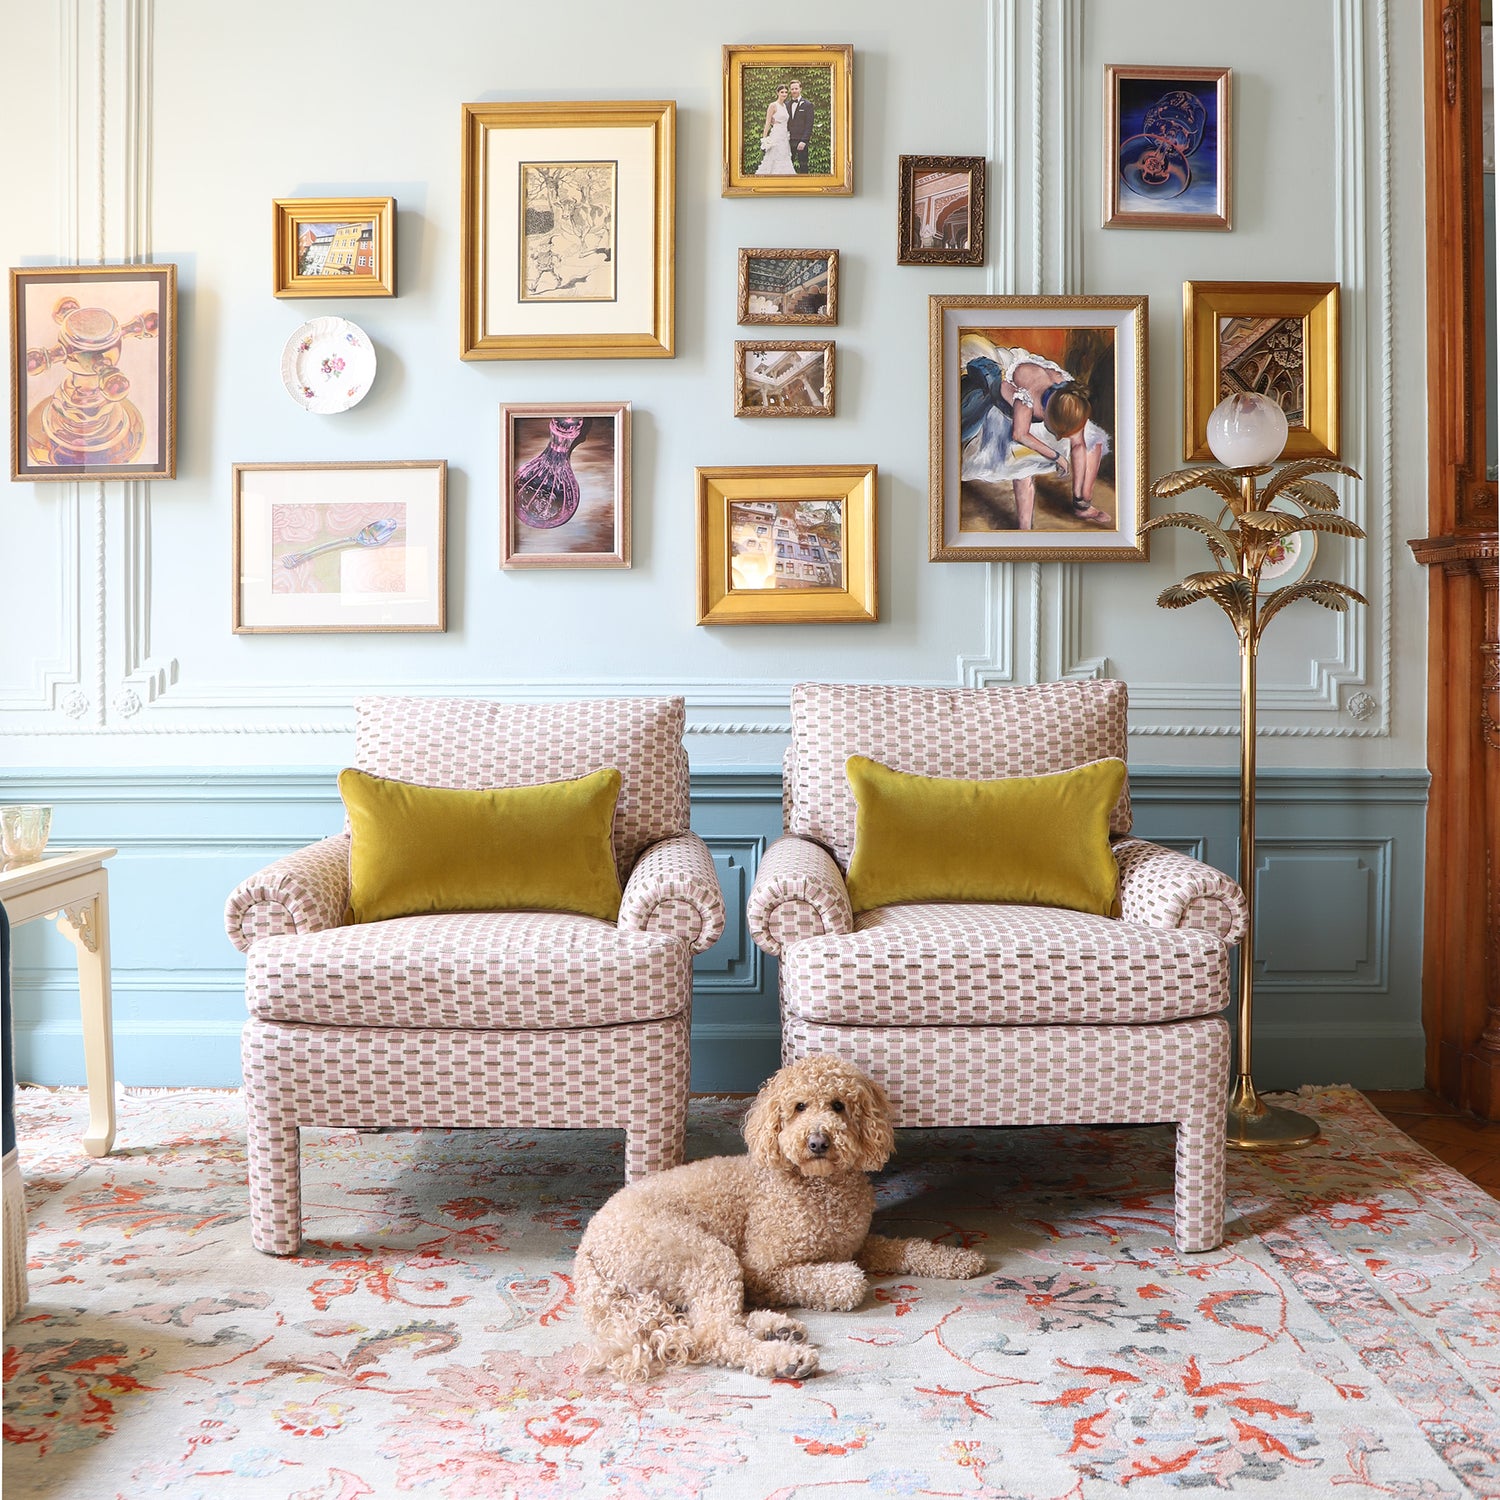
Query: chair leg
[
  {"left": 1173, "top": 1106, "right": 1228, "bottom": 1253},
  {"left": 623, "top": 1083, "right": 688, "bottom": 1183},
  {"left": 245, "top": 1096, "right": 304, "bottom": 1256}
]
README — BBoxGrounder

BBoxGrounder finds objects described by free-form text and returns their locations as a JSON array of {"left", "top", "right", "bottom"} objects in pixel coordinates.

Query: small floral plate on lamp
[
  {"left": 281, "top": 317, "right": 376, "bottom": 413},
  {"left": 1215, "top": 495, "right": 1318, "bottom": 588}
]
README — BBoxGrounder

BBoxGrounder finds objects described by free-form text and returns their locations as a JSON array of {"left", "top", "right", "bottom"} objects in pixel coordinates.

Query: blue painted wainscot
[{"left": 0, "top": 765, "right": 1428, "bottom": 1095}]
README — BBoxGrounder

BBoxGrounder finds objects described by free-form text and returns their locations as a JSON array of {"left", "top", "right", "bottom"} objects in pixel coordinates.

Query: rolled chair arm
[
  {"left": 1114, "top": 837, "right": 1248, "bottom": 946},
  {"left": 747, "top": 835, "right": 854, "bottom": 958},
  {"left": 618, "top": 833, "right": 726, "bottom": 954},
  {"left": 224, "top": 834, "right": 353, "bottom": 954}
]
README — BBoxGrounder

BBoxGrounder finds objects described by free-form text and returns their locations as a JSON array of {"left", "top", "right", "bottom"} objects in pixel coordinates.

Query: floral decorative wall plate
[{"left": 281, "top": 317, "right": 376, "bottom": 413}]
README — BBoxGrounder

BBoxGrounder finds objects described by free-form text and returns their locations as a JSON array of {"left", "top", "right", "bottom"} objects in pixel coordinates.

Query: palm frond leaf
[
  {"left": 1138, "top": 511, "right": 1236, "bottom": 563},
  {"left": 1261, "top": 459, "right": 1361, "bottom": 506},
  {"left": 1238, "top": 509, "right": 1302, "bottom": 537},
  {"left": 1296, "top": 511, "right": 1367, "bottom": 540},
  {"left": 1258, "top": 579, "right": 1369, "bottom": 633},
  {"left": 1273, "top": 476, "right": 1342, "bottom": 512},
  {"left": 1149, "top": 466, "right": 1243, "bottom": 506},
  {"left": 1156, "top": 583, "right": 1209, "bottom": 609}
]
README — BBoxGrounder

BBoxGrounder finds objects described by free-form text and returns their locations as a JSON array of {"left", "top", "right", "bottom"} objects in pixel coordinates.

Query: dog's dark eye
[
  {"left": 793, "top": 1102, "right": 807, "bottom": 1113},
  {"left": 830, "top": 1099, "right": 845, "bottom": 1112}
]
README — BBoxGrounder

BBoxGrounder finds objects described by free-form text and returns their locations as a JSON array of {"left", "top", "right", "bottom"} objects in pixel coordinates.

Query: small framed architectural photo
[
  {"left": 898, "top": 156, "right": 986, "bottom": 266},
  {"left": 1183, "top": 280, "right": 1341, "bottom": 461},
  {"left": 696, "top": 464, "right": 877, "bottom": 625},
  {"left": 928, "top": 293, "right": 1150, "bottom": 562},
  {"left": 1103, "top": 65, "right": 1231, "bottom": 230},
  {"left": 734, "top": 340, "right": 835, "bottom": 417},
  {"left": 737, "top": 249, "right": 838, "bottom": 325},
  {"left": 273, "top": 197, "right": 396, "bottom": 297},
  {"left": 10, "top": 264, "right": 176, "bottom": 482},
  {"left": 232, "top": 460, "right": 447, "bottom": 633},
  {"left": 722, "top": 44, "right": 854, "bottom": 196},
  {"left": 500, "top": 401, "right": 630, "bottom": 569}
]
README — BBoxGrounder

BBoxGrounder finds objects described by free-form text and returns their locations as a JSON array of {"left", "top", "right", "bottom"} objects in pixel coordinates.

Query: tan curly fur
[{"left": 572, "top": 1054, "right": 987, "bottom": 1381}]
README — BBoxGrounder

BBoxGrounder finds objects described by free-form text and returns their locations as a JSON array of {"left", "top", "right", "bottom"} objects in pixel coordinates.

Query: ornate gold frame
[
  {"left": 1183, "top": 280, "right": 1340, "bottom": 461},
  {"left": 733, "top": 340, "right": 835, "bottom": 418},
  {"left": 928, "top": 293, "right": 1150, "bottom": 563},
  {"left": 1103, "top": 64, "right": 1231, "bottom": 231},
  {"left": 696, "top": 464, "right": 877, "bottom": 625},
  {"left": 499, "top": 401, "right": 631, "bottom": 570},
  {"left": 736, "top": 248, "right": 838, "bottom": 325},
  {"left": 722, "top": 44, "right": 854, "bottom": 197},
  {"left": 273, "top": 197, "right": 395, "bottom": 298},
  {"left": 897, "top": 155, "right": 986, "bottom": 266},
  {"left": 460, "top": 100, "right": 675, "bottom": 360}
]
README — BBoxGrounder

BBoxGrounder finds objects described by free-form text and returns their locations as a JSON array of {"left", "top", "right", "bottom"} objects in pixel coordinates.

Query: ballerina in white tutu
[{"left": 756, "top": 85, "right": 795, "bottom": 176}]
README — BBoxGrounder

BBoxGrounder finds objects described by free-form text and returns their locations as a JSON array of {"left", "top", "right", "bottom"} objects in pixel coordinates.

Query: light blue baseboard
[{"left": 0, "top": 764, "right": 1429, "bottom": 1095}]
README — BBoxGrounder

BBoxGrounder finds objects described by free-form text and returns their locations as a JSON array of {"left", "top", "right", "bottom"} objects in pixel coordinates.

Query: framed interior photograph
[
  {"left": 696, "top": 464, "right": 877, "bottom": 625},
  {"left": 233, "top": 460, "right": 447, "bottom": 634},
  {"left": 273, "top": 197, "right": 395, "bottom": 298},
  {"left": 500, "top": 402, "right": 630, "bottom": 569},
  {"left": 10, "top": 264, "right": 176, "bottom": 482},
  {"left": 722, "top": 44, "right": 854, "bottom": 197},
  {"left": 1183, "top": 280, "right": 1341, "bottom": 461},
  {"left": 460, "top": 100, "right": 675, "bottom": 360},
  {"left": 898, "top": 156, "right": 986, "bottom": 266},
  {"left": 737, "top": 249, "right": 838, "bottom": 325},
  {"left": 928, "top": 293, "right": 1150, "bottom": 562},
  {"left": 1103, "top": 65, "right": 1231, "bottom": 230},
  {"left": 734, "top": 340, "right": 835, "bottom": 417}
]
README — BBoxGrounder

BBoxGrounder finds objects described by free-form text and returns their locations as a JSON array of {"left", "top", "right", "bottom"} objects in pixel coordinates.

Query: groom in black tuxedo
[{"left": 787, "top": 79, "right": 815, "bottom": 174}]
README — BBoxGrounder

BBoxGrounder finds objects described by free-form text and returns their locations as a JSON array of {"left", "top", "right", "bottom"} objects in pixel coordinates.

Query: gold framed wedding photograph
[
  {"left": 737, "top": 249, "right": 838, "bottom": 325},
  {"left": 1183, "top": 280, "right": 1341, "bottom": 461},
  {"left": 898, "top": 156, "right": 986, "bottom": 266},
  {"left": 928, "top": 293, "right": 1150, "bottom": 563},
  {"left": 499, "top": 401, "right": 630, "bottom": 570},
  {"left": 722, "top": 44, "right": 854, "bottom": 197},
  {"left": 460, "top": 100, "right": 675, "bottom": 360},
  {"left": 696, "top": 464, "right": 877, "bottom": 625},
  {"left": 733, "top": 341, "right": 835, "bottom": 417},
  {"left": 273, "top": 197, "right": 396, "bottom": 298}
]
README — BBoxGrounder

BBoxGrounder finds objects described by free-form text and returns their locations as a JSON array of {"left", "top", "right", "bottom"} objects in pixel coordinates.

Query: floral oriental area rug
[{"left": 4, "top": 1086, "right": 1500, "bottom": 1499}]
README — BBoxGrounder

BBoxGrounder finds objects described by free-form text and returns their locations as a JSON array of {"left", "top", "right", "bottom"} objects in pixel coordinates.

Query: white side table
[{"left": 0, "top": 847, "right": 118, "bottom": 1156}]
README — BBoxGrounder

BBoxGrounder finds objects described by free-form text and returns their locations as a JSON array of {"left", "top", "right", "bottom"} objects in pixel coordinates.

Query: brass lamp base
[{"left": 1226, "top": 1078, "right": 1320, "bottom": 1151}]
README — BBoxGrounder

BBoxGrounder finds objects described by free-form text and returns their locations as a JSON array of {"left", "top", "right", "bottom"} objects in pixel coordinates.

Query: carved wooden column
[{"left": 1410, "top": 0, "right": 1500, "bottom": 1117}]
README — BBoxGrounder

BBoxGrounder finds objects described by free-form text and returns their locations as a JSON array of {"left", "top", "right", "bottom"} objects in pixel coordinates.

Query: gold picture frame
[
  {"left": 10, "top": 264, "right": 177, "bottom": 482},
  {"left": 1103, "top": 64, "right": 1231, "bottom": 230},
  {"left": 1183, "top": 280, "right": 1341, "bottom": 461},
  {"left": 460, "top": 100, "right": 675, "bottom": 360},
  {"left": 500, "top": 401, "right": 631, "bottom": 570},
  {"left": 232, "top": 460, "right": 447, "bottom": 634},
  {"left": 928, "top": 293, "right": 1150, "bottom": 563},
  {"left": 722, "top": 44, "right": 854, "bottom": 197},
  {"left": 898, "top": 155, "right": 986, "bottom": 266},
  {"left": 696, "top": 464, "right": 877, "bottom": 625},
  {"left": 273, "top": 197, "right": 396, "bottom": 298},
  {"left": 737, "top": 248, "right": 838, "bottom": 325},
  {"left": 734, "top": 340, "right": 835, "bottom": 417}
]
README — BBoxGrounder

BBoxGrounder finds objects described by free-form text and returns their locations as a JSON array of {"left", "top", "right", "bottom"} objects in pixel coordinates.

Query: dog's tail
[{"left": 574, "top": 1250, "right": 695, "bottom": 1383}]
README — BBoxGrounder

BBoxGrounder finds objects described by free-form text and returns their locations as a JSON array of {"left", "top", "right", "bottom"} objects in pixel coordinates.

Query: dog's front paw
[
  {"left": 747, "top": 1309, "right": 809, "bottom": 1344},
  {"left": 744, "top": 1337, "right": 820, "bottom": 1380}
]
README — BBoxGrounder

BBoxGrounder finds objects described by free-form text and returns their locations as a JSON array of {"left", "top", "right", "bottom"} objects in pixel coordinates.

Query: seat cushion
[
  {"left": 245, "top": 911, "right": 689, "bottom": 1029},
  {"left": 780, "top": 903, "right": 1228, "bottom": 1027}
]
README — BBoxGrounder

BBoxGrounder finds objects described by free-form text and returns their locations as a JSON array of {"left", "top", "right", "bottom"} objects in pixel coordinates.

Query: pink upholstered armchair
[
  {"left": 225, "top": 696, "right": 725, "bottom": 1255},
  {"left": 747, "top": 681, "right": 1247, "bottom": 1253}
]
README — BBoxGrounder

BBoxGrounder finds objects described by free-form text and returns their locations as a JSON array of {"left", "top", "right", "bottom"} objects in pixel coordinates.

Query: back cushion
[
  {"left": 787, "top": 680, "right": 1132, "bottom": 870},
  {"left": 353, "top": 696, "right": 689, "bottom": 881}
]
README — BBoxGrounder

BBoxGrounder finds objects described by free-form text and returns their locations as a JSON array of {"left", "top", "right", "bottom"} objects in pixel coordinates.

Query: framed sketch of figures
[{"left": 460, "top": 100, "right": 675, "bottom": 359}]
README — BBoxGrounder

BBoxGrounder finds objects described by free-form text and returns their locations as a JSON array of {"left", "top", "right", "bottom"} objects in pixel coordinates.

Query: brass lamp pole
[{"left": 1146, "top": 399, "right": 1366, "bottom": 1150}]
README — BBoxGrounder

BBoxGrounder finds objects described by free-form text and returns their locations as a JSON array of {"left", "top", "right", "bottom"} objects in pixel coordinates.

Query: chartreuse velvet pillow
[
  {"left": 338, "top": 766, "right": 623, "bottom": 925},
  {"left": 843, "top": 755, "right": 1126, "bottom": 917}
]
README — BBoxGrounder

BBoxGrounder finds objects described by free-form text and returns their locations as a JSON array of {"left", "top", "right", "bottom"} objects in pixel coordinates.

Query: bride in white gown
[{"left": 756, "top": 86, "right": 794, "bottom": 176}]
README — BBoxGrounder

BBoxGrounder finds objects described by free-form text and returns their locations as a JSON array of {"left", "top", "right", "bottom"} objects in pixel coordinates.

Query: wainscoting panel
[{"left": 0, "top": 765, "right": 1427, "bottom": 1095}]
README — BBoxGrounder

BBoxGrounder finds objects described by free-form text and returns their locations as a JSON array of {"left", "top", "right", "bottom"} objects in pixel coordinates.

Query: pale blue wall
[{"left": 2, "top": 764, "right": 1427, "bottom": 1095}]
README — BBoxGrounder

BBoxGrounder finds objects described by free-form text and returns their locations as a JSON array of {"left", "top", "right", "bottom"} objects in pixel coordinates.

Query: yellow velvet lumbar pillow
[
  {"left": 338, "top": 766, "right": 623, "bottom": 925},
  {"left": 843, "top": 755, "right": 1126, "bottom": 917}
]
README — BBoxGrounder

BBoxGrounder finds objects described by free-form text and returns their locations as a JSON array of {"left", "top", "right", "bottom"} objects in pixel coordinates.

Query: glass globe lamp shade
[{"left": 1205, "top": 392, "right": 1289, "bottom": 468}]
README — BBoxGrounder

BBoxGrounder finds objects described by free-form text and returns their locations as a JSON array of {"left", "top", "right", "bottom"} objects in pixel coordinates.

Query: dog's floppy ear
[
  {"left": 742, "top": 1075, "right": 785, "bottom": 1166},
  {"left": 847, "top": 1070, "right": 896, "bottom": 1173}
]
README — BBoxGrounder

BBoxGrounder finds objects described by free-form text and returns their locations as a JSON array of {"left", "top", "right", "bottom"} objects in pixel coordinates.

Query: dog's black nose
[{"left": 806, "top": 1131, "right": 829, "bottom": 1156}]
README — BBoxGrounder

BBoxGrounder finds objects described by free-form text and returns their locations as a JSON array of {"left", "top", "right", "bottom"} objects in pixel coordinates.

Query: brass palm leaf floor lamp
[{"left": 1145, "top": 393, "right": 1367, "bottom": 1150}]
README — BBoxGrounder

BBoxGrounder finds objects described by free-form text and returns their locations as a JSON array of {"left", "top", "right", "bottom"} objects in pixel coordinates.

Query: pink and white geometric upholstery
[
  {"left": 747, "top": 681, "right": 1247, "bottom": 1253},
  {"left": 226, "top": 696, "right": 724, "bottom": 1255}
]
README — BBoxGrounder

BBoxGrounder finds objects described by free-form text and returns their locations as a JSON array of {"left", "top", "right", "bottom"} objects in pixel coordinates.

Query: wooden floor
[{"left": 1366, "top": 1089, "right": 1500, "bottom": 1198}]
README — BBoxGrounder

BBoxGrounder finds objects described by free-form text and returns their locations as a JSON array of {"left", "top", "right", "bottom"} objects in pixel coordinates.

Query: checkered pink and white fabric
[
  {"left": 228, "top": 696, "right": 717, "bottom": 1255},
  {"left": 754, "top": 680, "right": 1243, "bottom": 1253}
]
